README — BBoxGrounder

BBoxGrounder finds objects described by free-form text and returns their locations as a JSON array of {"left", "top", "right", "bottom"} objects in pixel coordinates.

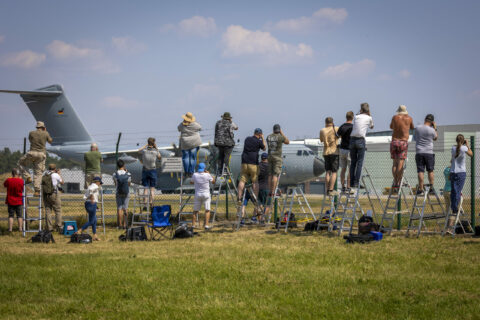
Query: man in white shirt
[
  {"left": 191, "top": 163, "right": 215, "bottom": 229},
  {"left": 349, "top": 103, "right": 374, "bottom": 191},
  {"left": 43, "top": 163, "right": 64, "bottom": 232}
]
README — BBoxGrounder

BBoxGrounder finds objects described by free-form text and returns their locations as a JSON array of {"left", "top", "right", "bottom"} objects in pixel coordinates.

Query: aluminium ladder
[
  {"left": 235, "top": 183, "right": 265, "bottom": 230},
  {"left": 406, "top": 185, "right": 446, "bottom": 237},
  {"left": 22, "top": 182, "right": 43, "bottom": 237},
  {"left": 211, "top": 165, "right": 239, "bottom": 229},
  {"left": 266, "top": 166, "right": 284, "bottom": 224},
  {"left": 317, "top": 192, "right": 337, "bottom": 232},
  {"left": 131, "top": 186, "right": 152, "bottom": 227},
  {"left": 360, "top": 167, "right": 384, "bottom": 222},
  {"left": 332, "top": 187, "right": 363, "bottom": 236},
  {"left": 277, "top": 185, "right": 316, "bottom": 232},
  {"left": 442, "top": 195, "right": 473, "bottom": 237}
]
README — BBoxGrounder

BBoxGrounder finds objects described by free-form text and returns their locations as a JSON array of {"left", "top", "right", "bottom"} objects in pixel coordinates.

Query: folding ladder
[
  {"left": 131, "top": 186, "right": 152, "bottom": 226},
  {"left": 277, "top": 185, "right": 316, "bottom": 232},
  {"left": 442, "top": 195, "right": 473, "bottom": 237},
  {"left": 97, "top": 188, "right": 106, "bottom": 235},
  {"left": 406, "top": 185, "right": 446, "bottom": 237},
  {"left": 22, "top": 183, "right": 42, "bottom": 237},
  {"left": 211, "top": 165, "right": 239, "bottom": 228},
  {"left": 332, "top": 188, "right": 362, "bottom": 236},
  {"left": 266, "top": 166, "right": 284, "bottom": 224},
  {"left": 316, "top": 193, "right": 337, "bottom": 232},
  {"left": 379, "top": 163, "right": 414, "bottom": 235},
  {"left": 360, "top": 167, "right": 384, "bottom": 222},
  {"left": 235, "top": 183, "right": 264, "bottom": 230}
]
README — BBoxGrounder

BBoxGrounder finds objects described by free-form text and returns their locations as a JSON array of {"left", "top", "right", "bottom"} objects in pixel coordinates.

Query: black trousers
[{"left": 217, "top": 146, "right": 234, "bottom": 172}]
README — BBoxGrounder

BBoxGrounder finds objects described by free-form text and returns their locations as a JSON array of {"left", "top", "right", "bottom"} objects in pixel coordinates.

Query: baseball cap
[
  {"left": 254, "top": 128, "right": 262, "bottom": 134},
  {"left": 273, "top": 124, "right": 281, "bottom": 133},
  {"left": 93, "top": 176, "right": 103, "bottom": 185},
  {"left": 261, "top": 152, "right": 268, "bottom": 159},
  {"left": 425, "top": 114, "right": 434, "bottom": 122},
  {"left": 197, "top": 162, "right": 206, "bottom": 173}
]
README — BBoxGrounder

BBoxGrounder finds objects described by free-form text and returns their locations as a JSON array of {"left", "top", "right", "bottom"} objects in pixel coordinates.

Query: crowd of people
[{"left": 2, "top": 105, "right": 475, "bottom": 236}]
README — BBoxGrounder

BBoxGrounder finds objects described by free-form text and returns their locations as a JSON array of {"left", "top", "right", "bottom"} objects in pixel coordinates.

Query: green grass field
[{"left": 1, "top": 226, "right": 480, "bottom": 320}]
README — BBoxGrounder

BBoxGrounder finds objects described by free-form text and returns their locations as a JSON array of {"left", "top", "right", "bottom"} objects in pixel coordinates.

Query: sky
[{"left": 0, "top": 0, "right": 479, "bottom": 151}]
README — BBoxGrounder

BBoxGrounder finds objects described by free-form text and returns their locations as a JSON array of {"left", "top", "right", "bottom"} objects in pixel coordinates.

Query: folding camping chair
[{"left": 148, "top": 205, "right": 173, "bottom": 240}]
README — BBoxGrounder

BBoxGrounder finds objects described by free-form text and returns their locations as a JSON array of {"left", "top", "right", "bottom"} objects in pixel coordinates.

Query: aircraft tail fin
[{"left": 0, "top": 84, "right": 93, "bottom": 145}]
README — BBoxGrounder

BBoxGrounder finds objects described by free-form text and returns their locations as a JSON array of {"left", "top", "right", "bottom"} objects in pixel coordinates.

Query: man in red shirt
[
  {"left": 4, "top": 168, "right": 24, "bottom": 232},
  {"left": 390, "top": 105, "right": 414, "bottom": 189}
]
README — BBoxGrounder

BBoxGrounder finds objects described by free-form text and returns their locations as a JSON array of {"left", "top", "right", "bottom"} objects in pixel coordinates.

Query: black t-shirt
[
  {"left": 241, "top": 136, "right": 265, "bottom": 164},
  {"left": 337, "top": 122, "right": 353, "bottom": 150}
]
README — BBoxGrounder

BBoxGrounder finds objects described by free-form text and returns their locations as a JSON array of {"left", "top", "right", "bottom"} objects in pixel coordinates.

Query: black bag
[
  {"left": 277, "top": 212, "right": 297, "bottom": 228},
  {"left": 119, "top": 226, "right": 148, "bottom": 241},
  {"left": 30, "top": 230, "right": 55, "bottom": 243},
  {"left": 304, "top": 220, "right": 319, "bottom": 231},
  {"left": 359, "top": 215, "right": 374, "bottom": 223},
  {"left": 70, "top": 233, "right": 92, "bottom": 244},
  {"left": 344, "top": 233, "right": 374, "bottom": 244},
  {"left": 474, "top": 226, "right": 480, "bottom": 237},
  {"left": 173, "top": 224, "right": 198, "bottom": 239},
  {"left": 455, "top": 221, "right": 473, "bottom": 234}
]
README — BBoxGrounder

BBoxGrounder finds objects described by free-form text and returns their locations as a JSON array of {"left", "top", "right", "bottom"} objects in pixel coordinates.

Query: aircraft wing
[{"left": 0, "top": 89, "right": 62, "bottom": 96}]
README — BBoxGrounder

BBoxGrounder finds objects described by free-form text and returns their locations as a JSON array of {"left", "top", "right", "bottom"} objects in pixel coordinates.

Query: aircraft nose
[{"left": 313, "top": 157, "right": 325, "bottom": 177}]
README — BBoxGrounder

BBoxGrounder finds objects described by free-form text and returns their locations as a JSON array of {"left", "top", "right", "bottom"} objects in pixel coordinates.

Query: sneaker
[
  {"left": 330, "top": 190, "right": 339, "bottom": 196},
  {"left": 142, "top": 206, "right": 148, "bottom": 211},
  {"left": 416, "top": 189, "right": 425, "bottom": 196},
  {"left": 341, "top": 187, "right": 347, "bottom": 193},
  {"left": 251, "top": 216, "right": 257, "bottom": 223},
  {"left": 348, "top": 188, "right": 355, "bottom": 195},
  {"left": 350, "top": 187, "right": 357, "bottom": 194},
  {"left": 240, "top": 219, "right": 245, "bottom": 226},
  {"left": 204, "top": 225, "right": 212, "bottom": 230},
  {"left": 428, "top": 188, "right": 436, "bottom": 195}
]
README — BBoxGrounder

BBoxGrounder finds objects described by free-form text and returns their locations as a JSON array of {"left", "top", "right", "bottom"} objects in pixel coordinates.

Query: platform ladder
[
  {"left": 131, "top": 186, "right": 153, "bottom": 226},
  {"left": 316, "top": 192, "right": 337, "bottom": 232},
  {"left": 332, "top": 188, "right": 363, "bottom": 236},
  {"left": 22, "top": 183, "right": 42, "bottom": 237},
  {"left": 406, "top": 185, "right": 446, "bottom": 237},
  {"left": 442, "top": 195, "right": 473, "bottom": 237},
  {"left": 379, "top": 164, "right": 414, "bottom": 235},
  {"left": 211, "top": 165, "right": 239, "bottom": 228},
  {"left": 235, "top": 183, "right": 265, "bottom": 231},
  {"left": 177, "top": 170, "right": 195, "bottom": 225},
  {"left": 277, "top": 185, "right": 316, "bottom": 233}
]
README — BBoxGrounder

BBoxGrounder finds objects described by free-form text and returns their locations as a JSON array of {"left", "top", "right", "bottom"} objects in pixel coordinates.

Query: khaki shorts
[
  {"left": 85, "top": 172, "right": 101, "bottom": 189},
  {"left": 268, "top": 155, "right": 283, "bottom": 176},
  {"left": 240, "top": 164, "right": 259, "bottom": 183}
]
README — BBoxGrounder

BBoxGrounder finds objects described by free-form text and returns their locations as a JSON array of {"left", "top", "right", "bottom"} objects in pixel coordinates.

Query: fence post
[
  {"left": 225, "top": 185, "right": 229, "bottom": 220},
  {"left": 397, "top": 194, "right": 402, "bottom": 230},
  {"left": 471, "top": 136, "right": 476, "bottom": 227}
]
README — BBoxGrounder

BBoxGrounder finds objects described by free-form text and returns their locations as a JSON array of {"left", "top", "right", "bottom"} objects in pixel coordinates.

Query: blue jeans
[
  {"left": 349, "top": 137, "right": 366, "bottom": 188},
  {"left": 182, "top": 147, "right": 198, "bottom": 174},
  {"left": 82, "top": 201, "right": 97, "bottom": 234},
  {"left": 450, "top": 172, "right": 466, "bottom": 213}
]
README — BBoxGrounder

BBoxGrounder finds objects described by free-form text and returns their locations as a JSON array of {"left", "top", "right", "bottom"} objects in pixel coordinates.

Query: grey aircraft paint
[{"left": 0, "top": 84, "right": 325, "bottom": 190}]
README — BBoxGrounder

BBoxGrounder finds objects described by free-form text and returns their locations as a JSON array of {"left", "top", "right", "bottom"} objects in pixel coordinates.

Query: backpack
[
  {"left": 119, "top": 226, "right": 147, "bottom": 241},
  {"left": 30, "top": 230, "right": 55, "bottom": 243},
  {"left": 358, "top": 215, "right": 380, "bottom": 234},
  {"left": 173, "top": 223, "right": 198, "bottom": 239},
  {"left": 304, "top": 220, "right": 319, "bottom": 231},
  {"left": 70, "top": 233, "right": 92, "bottom": 244},
  {"left": 115, "top": 171, "right": 130, "bottom": 196},
  {"left": 41, "top": 172, "right": 54, "bottom": 196}
]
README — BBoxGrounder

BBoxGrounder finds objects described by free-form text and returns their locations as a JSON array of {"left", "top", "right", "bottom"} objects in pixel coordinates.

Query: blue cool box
[{"left": 370, "top": 231, "right": 383, "bottom": 241}]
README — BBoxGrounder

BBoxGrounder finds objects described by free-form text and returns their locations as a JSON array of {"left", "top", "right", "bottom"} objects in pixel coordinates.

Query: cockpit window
[
  {"left": 297, "top": 150, "right": 302, "bottom": 156},
  {"left": 303, "top": 150, "right": 309, "bottom": 156},
  {"left": 309, "top": 151, "right": 314, "bottom": 155}
]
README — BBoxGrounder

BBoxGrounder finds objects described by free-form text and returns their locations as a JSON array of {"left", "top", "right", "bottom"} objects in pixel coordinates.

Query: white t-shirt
[
  {"left": 192, "top": 172, "right": 213, "bottom": 195},
  {"left": 351, "top": 114, "right": 374, "bottom": 138},
  {"left": 451, "top": 145, "right": 468, "bottom": 173},
  {"left": 84, "top": 183, "right": 100, "bottom": 202},
  {"left": 113, "top": 169, "right": 132, "bottom": 184},
  {"left": 50, "top": 172, "right": 62, "bottom": 189}
]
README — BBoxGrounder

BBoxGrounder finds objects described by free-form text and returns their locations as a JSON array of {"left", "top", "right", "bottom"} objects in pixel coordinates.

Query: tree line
[{"left": 0, "top": 148, "right": 81, "bottom": 174}]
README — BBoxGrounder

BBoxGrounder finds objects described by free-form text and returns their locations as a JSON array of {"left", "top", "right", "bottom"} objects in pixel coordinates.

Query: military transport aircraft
[{"left": 0, "top": 84, "right": 325, "bottom": 190}]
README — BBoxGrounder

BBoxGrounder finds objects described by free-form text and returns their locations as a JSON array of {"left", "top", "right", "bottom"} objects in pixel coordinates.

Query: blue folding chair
[{"left": 148, "top": 205, "right": 173, "bottom": 240}]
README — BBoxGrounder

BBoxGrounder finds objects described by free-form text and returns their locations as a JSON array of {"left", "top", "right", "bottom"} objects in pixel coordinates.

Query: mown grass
[{"left": 1, "top": 227, "right": 480, "bottom": 320}]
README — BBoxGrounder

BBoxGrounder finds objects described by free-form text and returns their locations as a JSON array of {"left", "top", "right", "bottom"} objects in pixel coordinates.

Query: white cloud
[
  {"left": 321, "top": 59, "right": 376, "bottom": 79},
  {"left": 268, "top": 8, "right": 347, "bottom": 33},
  {"left": 398, "top": 69, "right": 411, "bottom": 79},
  {"left": 1, "top": 50, "right": 46, "bottom": 69},
  {"left": 101, "top": 96, "right": 140, "bottom": 109},
  {"left": 0, "top": 35, "right": 5, "bottom": 43},
  {"left": 160, "top": 16, "right": 217, "bottom": 37},
  {"left": 112, "top": 36, "right": 147, "bottom": 54},
  {"left": 46, "top": 40, "right": 102, "bottom": 60},
  {"left": 221, "top": 25, "right": 313, "bottom": 64}
]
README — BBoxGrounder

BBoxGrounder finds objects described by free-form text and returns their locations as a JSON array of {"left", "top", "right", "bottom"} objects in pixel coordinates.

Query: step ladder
[
  {"left": 406, "top": 185, "right": 446, "bottom": 237},
  {"left": 442, "top": 195, "right": 473, "bottom": 237},
  {"left": 22, "top": 183, "right": 43, "bottom": 237},
  {"left": 266, "top": 166, "right": 284, "bottom": 224},
  {"left": 277, "top": 185, "right": 316, "bottom": 233},
  {"left": 97, "top": 188, "right": 106, "bottom": 235},
  {"left": 332, "top": 188, "right": 363, "bottom": 235},
  {"left": 316, "top": 192, "right": 337, "bottom": 232},
  {"left": 211, "top": 165, "right": 239, "bottom": 228},
  {"left": 131, "top": 186, "right": 152, "bottom": 226},
  {"left": 379, "top": 162, "right": 414, "bottom": 235},
  {"left": 361, "top": 167, "right": 384, "bottom": 222},
  {"left": 235, "top": 183, "right": 265, "bottom": 231}
]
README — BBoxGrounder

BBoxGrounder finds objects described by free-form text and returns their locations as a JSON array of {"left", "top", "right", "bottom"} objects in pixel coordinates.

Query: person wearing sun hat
[
  {"left": 17, "top": 121, "right": 53, "bottom": 196},
  {"left": 178, "top": 112, "right": 202, "bottom": 177},
  {"left": 389, "top": 105, "right": 414, "bottom": 190},
  {"left": 214, "top": 112, "right": 238, "bottom": 174}
]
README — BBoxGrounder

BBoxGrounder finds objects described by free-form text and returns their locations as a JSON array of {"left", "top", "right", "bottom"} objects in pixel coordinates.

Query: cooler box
[
  {"left": 63, "top": 221, "right": 78, "bottom": 236},
  {"left": 370, "top": 231, "right": 383, "bottom": 241}
]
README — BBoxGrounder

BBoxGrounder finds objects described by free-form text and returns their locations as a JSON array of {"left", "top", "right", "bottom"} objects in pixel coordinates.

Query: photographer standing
[
  {"left": 414, "top": 114, "right": 438, "bottom": 195},
  {"left": 42, "top": 163, "right": 64, "bottom": 232},
  {"left": 138, "top": 137, "right": 161, "bottom": 211},
  {"left": 449, "top": 134, "right": 473, "bottom": 216}
]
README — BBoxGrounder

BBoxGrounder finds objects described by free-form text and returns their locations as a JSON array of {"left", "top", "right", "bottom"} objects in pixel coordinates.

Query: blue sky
[{"left": 0, "top": 0, "right": 479, "bottom": 151}]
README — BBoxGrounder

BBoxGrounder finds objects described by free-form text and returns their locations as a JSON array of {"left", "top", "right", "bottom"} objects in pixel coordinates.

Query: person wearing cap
[
  {"left": 190, "top": 163, "right": 215, "bottom": 230},
  {"left": 43, "top": 163, "right": 64, "bottom": 232},
  {"left": 267, "top": 124, "right": 290, "bottom": 195},
  {"left": 237, "top": 128, "right": 266, "bottom": 203},
  {"left": 349, "top": 103, "right": 374, "bottom": 192},
  {"left": 3, "top": 168, "right": 24, "bottom": 233},
  {"left": 138, "top": 137, "right": 162, "bottom": 210},
  {"left": 214, "top": 112, "right": 238, "bottom": 174},
  {"left": 320, "top": 117, "right": 340, "bottom": 196},
  {"left": 84, "top": 142, "right": 103, "bottom": 189},
  {"left": 414, "top": 114, "right": 438, "bottom": 195},
  {"left": 257, "top": 153, "right": 270, "bottom": 209},
  {"left": 178, "top": 112, "right": 202, "bottom": 177},
  {"left": 78, "top": 176, "right": 103, "bottom": 240},
  {"left": 337, "top": 111, "right": 354, "bottom": 192},
  {"left": 389, "top": 105, "right": 414, "bottom": 190},
  {"left": 18, "top": 121, "right": 53, "bottom": 196}
]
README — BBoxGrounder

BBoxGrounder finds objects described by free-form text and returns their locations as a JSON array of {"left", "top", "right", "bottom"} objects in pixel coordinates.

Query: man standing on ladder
[
  {"left": 214, "top": 112, "right": 238, "bottom": 174},
  {"left": 43, "top": 163, "right": 64, "bottom": 233},
  {"left": 413, "top": 114, "right": 438, "bottom": 195},
  {"left": 84, "top": 143, "right": 103, "bottom": 189},
  {"left": 389, "top": 105, "right": 414, "bottom": 192},
  {"left": 267, "top": 124, "right": 290, "bottom": 197},
  {"left": 138, "top": 137, "right": 161, "bottom": 211},
  {"left": 320, "top": 117, "right": 340, "bottom": 196},
  {"left": 337, "top": 111, "right": 354, "bottom": 193},
  {"left": 18, "top": 121, "right": 53, "bottom": 196}
]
